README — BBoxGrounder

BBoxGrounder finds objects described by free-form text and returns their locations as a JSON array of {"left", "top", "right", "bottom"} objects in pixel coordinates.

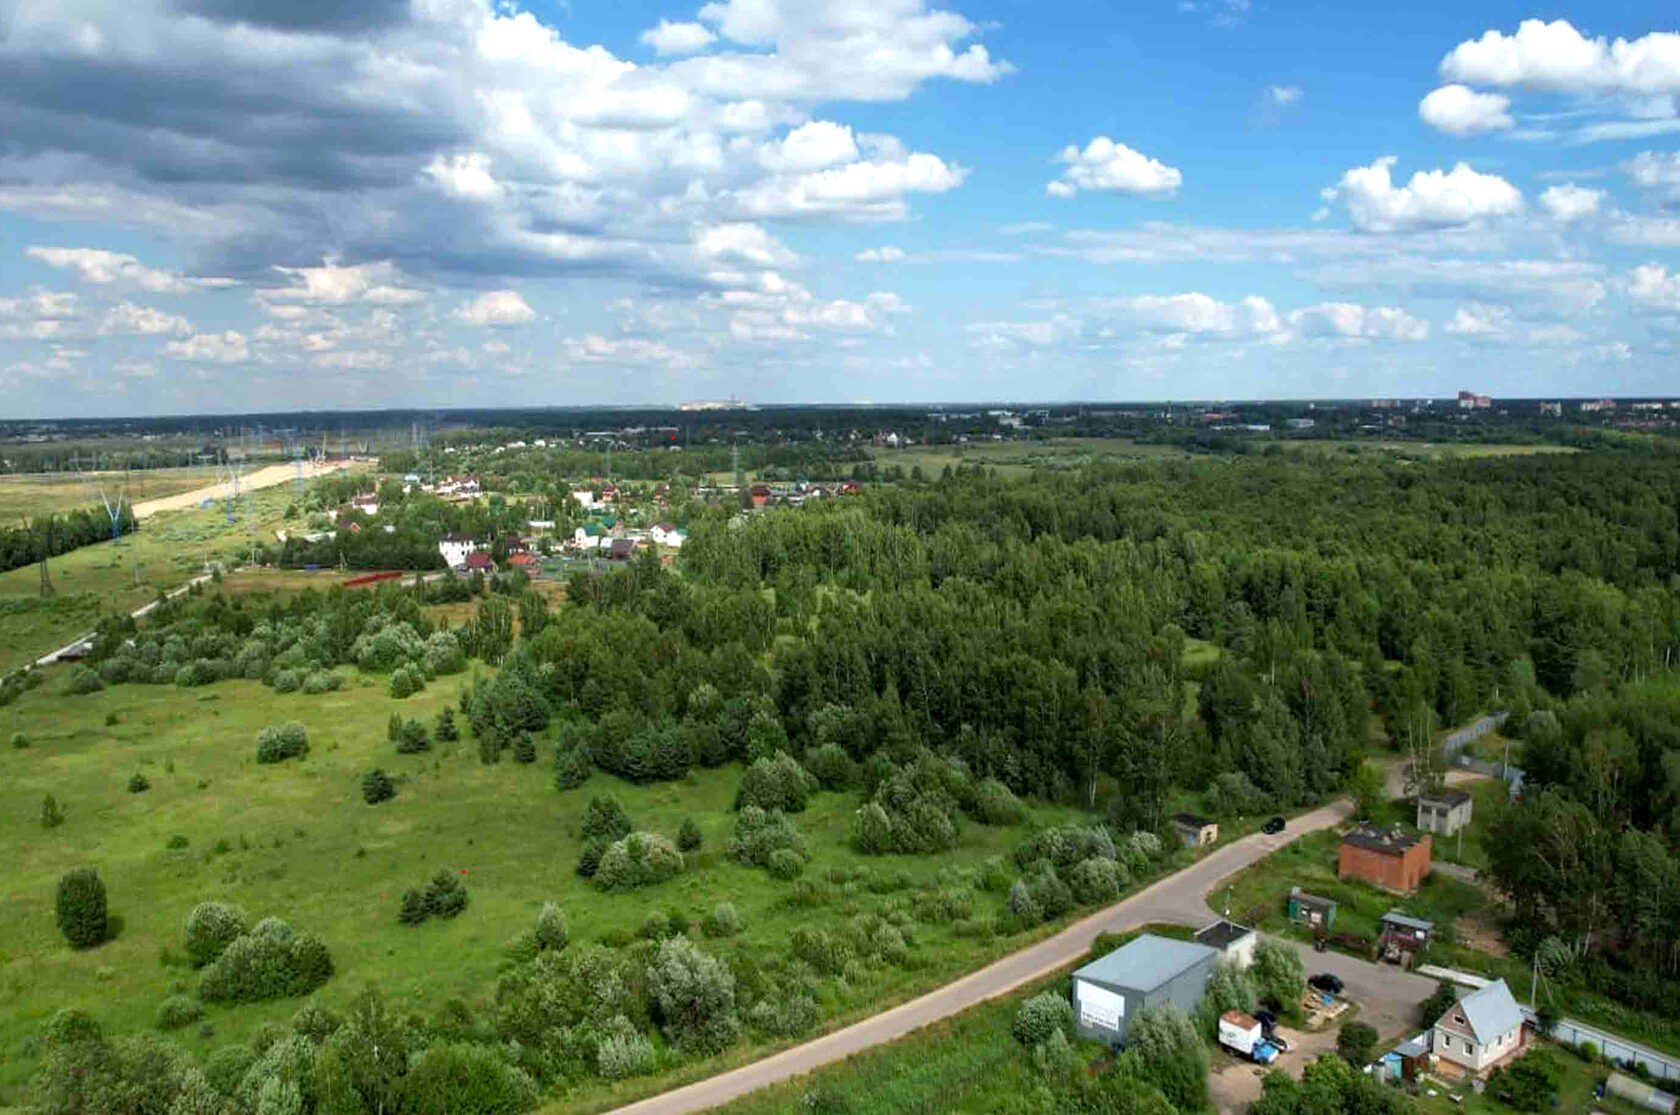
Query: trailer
[{"left": 1219, "top": 1010, "right": 1280, "bottom": 1065}]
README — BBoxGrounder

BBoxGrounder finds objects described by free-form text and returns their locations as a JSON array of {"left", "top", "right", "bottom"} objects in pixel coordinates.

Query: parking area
[{"left": 1210, "top": 1022, "right": 1343, "bottom": 1112}]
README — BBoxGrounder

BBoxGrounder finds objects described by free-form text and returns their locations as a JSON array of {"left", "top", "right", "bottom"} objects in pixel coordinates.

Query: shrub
[
  {"left": 388, "top": 665, "right": 424, "bottom": 699},
  {"left": 272, "top": 669, "right": 302, "bottom": 694},
  {"left": 362, "top": 769, "right": 395, "bottom": 805},
  {"left": 596, "top": 1015, "right": 655, "bottom": 1080},
  {"left": 1337, "top": 1021, "right": 1379, "bottom": 1066},
  {"left": 1252, "top": 936, "right": 1306, "bottom": 1010},
  {"left": 55, "top": 866, "right": 108, "bottom": 948},
  {"left": 1025, "top": 866, "right": 1073, "bottom": 920},
  {"left": 398, "top": 888, "right": 429, "bottom": 926},
  {"left": 678, "top": 817, "right": 703, "bottom": 852},
  {"left": 703, "top": 902, "right": 742, "bottom": 938},
  {"left": 647, "top": 937, "right": 739, "bottom": 1055},
  {"left": 534, "top": 902, "right": 569, "bottom": 953},
  {"left": 802, "top": 743, "right": 854, "bottom": 790},
  {"left": 1006, "top": 879, "right": 1041, "bottom": 924},
  {"left": 401, "top": 1042, "right": 538, "bottom": 1115},
  {"left": 1067, "top": 856, "right": 1125, "bottom": 905},
  {"left": 553, "top": 737, "right": 592, "bottom": 790},
  {"left": 301, "top": 671, "right": 341, "bottom": 694},
  {"left": 849, "top": 801, "right": 894, "bottom": 855},
  {"left": 167, "top": 834, "right": 189, "bottom": 850},
  {"left": 197, "top": 918, "right": 334, "bottom": 1003},
  {"left": 10, "top": 732, "right": 27, "bottom": 749},
  {"left": 1013, "top": 991, "right": 1074, "bottom": 1045},
  {"left": 727, "top": 807, "right": 810, "bottom": 870},
  {"left": 971, "top": 778, "right": 1027, "bottom": 825},
  {"left": 638, "top": 910, "right": 671, "bottom": 940},
  {"left": 596, "top": 832, "right": 684, "bottom": 893},
  {"left": 1014, "top": 825, "right": 1116, "bottom": 872},
  {"left": 128, "top": 772, "right": 151, "bottom": 794},
  {"left": 576, "top": 839, "right": 608, "bottom": 879},
  {"left": 205, "top": 1044, "right": 257, "bottom": 1097},
  {"left": 388, "top": 712, "right": 403, "bottom": 742},
  {"left": 65, "top": 665, "right": 105, "bottom": 695},
  {"left": 255, "top": 722, "right": 308, "bottom": 764},
  {"left": 40, "top": 793, "right": 66, "bottom": 829},
  {"left": 424, "top": 870, "right": 469, "bottom": 918},
  {"left": 155, "top": 995, "right": 204, "bottom": 1031},
  {"left": 183, "top": 901, "right": 248, "bottom": 967},
  {"left": 512, "top": 733, "right": 536, "bottom": 764},
  {"left": 435, "top": 707, "right": 459, "bottom": 742},
  {"left": 395, "top": 719, "right": 431, "bottom": 754},
  {"left": 767, "top": 848, "right": 805, "bottom": 880},
  {"left": 581, "top": 795, "right": 633, "bottom": 842},
  {"left": 735, "top": 750, "right": 819, "bottom": 813}
]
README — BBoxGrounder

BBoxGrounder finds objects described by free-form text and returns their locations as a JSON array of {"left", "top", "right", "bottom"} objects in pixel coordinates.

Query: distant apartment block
[{"left": 1456, "top": 391, "right": 1492, "bottom": 409}]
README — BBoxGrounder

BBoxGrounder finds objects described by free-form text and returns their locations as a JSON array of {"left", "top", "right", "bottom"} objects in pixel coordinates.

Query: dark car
[
  {"left": 1307, "top": 973, "right": 1344, "bottom": 996},
  {"left": 1262, "top": 816, "right": 1286, "bottom": 835}
]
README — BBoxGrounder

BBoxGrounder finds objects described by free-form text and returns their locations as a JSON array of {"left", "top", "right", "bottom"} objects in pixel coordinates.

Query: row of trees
[{"left": 0, "top": 504, "right": 136, "bottom": 573}]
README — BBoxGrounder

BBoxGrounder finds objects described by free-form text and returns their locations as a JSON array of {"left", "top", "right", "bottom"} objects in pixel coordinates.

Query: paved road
[
  {"left": 604, "top": 800, "right": 1355, "bottom": 1115},
  {"left": 33, "top": 570, "right": 217, "bottom": 667}
]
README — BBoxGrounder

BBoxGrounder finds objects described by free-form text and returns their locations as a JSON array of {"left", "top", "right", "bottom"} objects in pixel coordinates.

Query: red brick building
[{"left": 1338, "top": 826, "right": 1432, "bottom": 894}]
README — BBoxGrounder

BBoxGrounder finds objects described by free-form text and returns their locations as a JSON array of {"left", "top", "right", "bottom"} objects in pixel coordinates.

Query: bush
[
  {"left": 197, "top": 918, "right": 333, "bottom": 1003},
  {"left": 803, "top": 743, "right": 854, "bottom": 790},
  {"left": 647, "top": 937, "right": 739, "bottom": 1055},
  {"left": 678, "top": 816, "right": 703, "bottom": 852},
  {"left": 1006, "top": 879, "right": 1042, "bottom": 924},
  {"left": 1337, "top": 1021, "right": 1379, "bottom": 1066},
  {"left": 1067, "top": 856, "right": 1126, "bottom": 905},
  {"left": 65, "top": 665, "right": 105, "bottom": 695},
  {"left": 401, "top": 1042, "right": 538, "bottom": 1115},
  {"left": 553, "top": 737, "right": 592, "bottom": 790},
  {"left": 512, "top": 733, "right": 536, "bottom": 764},
  {"left": 272, "top": 669, "right": 302, "bottom": 694},
  {"left": 735, "top": 751, "right": 819, "bottom": 813},
  {"left": 1013, "top": 991, "right": 1075, "bottom": 1045},
  {"left": 55, "top": 866, "right": 108, "bottom": 949},
  {"left": 424, "top": 870, "right": 469, "bottom": 918},
  {"left": 399, "top": 888, "right": 429, "bottom": 925},
  {"left": 727, "top": 806, "right": 810, "bottom": 870},
  {"left": 533, "top": 902, "right": 568, "bottom": 952},
  {"left": 767, "top": 848, "right": 806, "bottom": 880},
  {"left": 40, "top": 793, "right": 66, "bottom": 829},
  {"left": 596, "top": 1015, "right": 655, "bottom": 1080},
  {"left": 10, "top": 732, "right": 27, "bottom": 749},
  {"left": 167, "top": 834, "right": 189, "bottom": 850},
  {"left": 1421, "top": 980, "right": 1459, "bottom": 1028},
  {"left": 362, "top": 769, "right": 395, "bottom": 805},
  {"left": 183, "top": 901, "right": 248, "bottom": 968},
  {"left": 576, "top": 839, "right": 608, "bottom": 879},
  {"left": 255, "top": 722, "right": 308, "bottom": 764},
  {"left": 389, "top": 665, "right": 424, "bottom": 699},
  {"left": 301, "top": 671, "right": 341, "bottom": 694},
  {"left": 581, "top": 795, "right": 633, "bottom": 842},
  {"left": 1025, "top": 866, "right": 1073, "bottom": 920},
  {"left": 1014, "top": 825, "right": 1116, "bottom": 872},
  {"left": 596, "top": 832, "right": 684, "bottom": 893},
  {"left": 205, "top": 1044, "right": 257, "bottom": 1097},
  {"left": 1252, "top": 936, "right": 1306, "bottom": 1010},
  {"left": 703, "top": 902, "right": 742, "bottom": 938},
  {"left": 435, "top": 707, "right": 459, "bottom": 742},
  {"left": 395, "top": 719, "right": 431, "bottom": 754},
  {"left": 971, "top": 778, "right": 1027, "bottom": 825},
  {"left": 850, "top": 801, "right": 894, "bottom": 855},
  {"left": 155, "top": 995, "right": 204, "bottom": 1031},
  {"left": 128, "top": 772, "right": 151, "bottom": 794}
]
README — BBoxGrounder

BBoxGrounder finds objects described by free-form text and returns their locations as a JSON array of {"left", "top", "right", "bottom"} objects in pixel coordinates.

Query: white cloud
[
  {"left": 1264, "top": 85, "right": 1304, "bottom": 107},
  {"left": 26, "top": 246, "right": 211, "bottom": 292},
  {"left": 421, "top": 153, "right": 502, "bottom": 202},
  {"left": 455, "top": 290, "right": 537, "bottom": 327},
  {"left": 1304, "top": 257, "right": 1606, "bottom": 313},
  {"left": 732, "top": 142, "right": 966, "bottom": 221},
  {"left": 1322, "top": 157, "right": 1523, "bottom": 232},
  {"left": 856, "top": 245, "right": 908, "bottom": 263},
  {"left": 965, "top": 314, "right": 1082, "bottom": 349},
  {"left": 1441, "top": 20, "right": 1680, "bottom": 95},
  {"left": 0, "top": 289, "right": 79, "bottom": 321},
  {"left": 758, "top": 121, "right": 860, "bottom": 173},
  {"left": 1048, "top": 137, "right": 1182, "bottom": 198},
  {"left": 1609, "top": 216, "right": 1680, "bottom": 247},
  {"left": 1418, "top": 85, "right": 1514, "bottom": 136},
  {"left": 99, "top": 302, "right": 192, "bottom": 337},
  {"left": 564, "top": 334, "right": 699, "bottom": 368},
  {"left": 1289, "top": 302, "right": 1429, "bottom": 342},
  {"left": 315, "top": 351, "right": 394, "bottom": 370},
  {"left": 1101, "top": 292, "right": 1284, "bottom": 337},
  {"left": 1627, "top": 264, "right": 1680, "bottom": 312},
  {"left": 262, "top": 260, "right": 426, "bottom": 306},
  {"left": 1627, "top": 150, "right": 1680, "bottom": 201},
  {"left": 482, "top": 340, "right": 510, "bottom": 354},
  {"left": 1445, "top": 303, "right": 1512, "bottom": 336},
  {"left": 164, "top": 330, "right": 248, "bottom": 363},
  {"left": 641, "top": 19, "right": 718, "bottom": 56},
  {"left": 694, "top": 223, "right": 798, "bottom": 269},
  {"left": 1538, "top": 184, "right": 1603, "bottom": 221}
]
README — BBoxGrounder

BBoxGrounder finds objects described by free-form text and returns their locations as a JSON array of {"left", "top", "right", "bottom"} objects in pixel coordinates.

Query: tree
[
  {"left": 647, "top": 937, "right": 740, "bottom": 1055},
  {"left": 1336, "top": 1021, "right": 1378, "bottom": 1066},
  {"left": 398, "top": 888, "right": 429, "bottom": 926},
  {"left": 55, "top": 866, "right": 108, "bottom": 948},
  {"left": 1420, "top": 980, "right": 1458, "bottom": 1028},
  {"left": 678, "top": 817, "right": 703, "bottom": 852},
  {"left": 423, "top": 870, "right": 468, "bottom": 919},
  {"left": 1127, "top": 1005, "right": 1208, "bottom": 1112},
  {"left": 1251, "top": 938, "right": 1306, "bottom": 1010},
  {"left": 581, "top": 795, "right": 633, "bottom": 842},
  {"left": 512, "top": 732, "right": 537, "bottom": 764},
  {"left": 534, "top": 902, "right": 569, "bottom": 952},
  {"left": 313, "top": 986, "right": 412, "bottom": 1115},
  {"left": 184, "top": 900, "right": 248, "bottom": 967},
  {"left": 435, "top": 707, "right": 459, "bottom": 742},
  {"left": 40, "top": 792, "right": 66, "bottom": 829},
  {"left": 1347, "top": 760, "right": 1387, "bottom": 822},
  {"left": 362, "top": 769, "right": 396, "bottom": 804}
]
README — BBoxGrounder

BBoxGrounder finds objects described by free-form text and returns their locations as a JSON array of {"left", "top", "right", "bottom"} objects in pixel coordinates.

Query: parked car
[
  {"left": 1262, "top": 816, "right": 1286, "bottom": 835},
  {"left": 1307, "top": 973, "right": 1344, "bottom": 996}
]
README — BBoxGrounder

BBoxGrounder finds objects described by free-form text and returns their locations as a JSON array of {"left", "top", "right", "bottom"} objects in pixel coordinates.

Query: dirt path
[
  {"left": 599, "top": 799, "right": 1355, "bottom": 1115},
  {"left": 132, "top": 461, "right": 350, "bottom": 519}
]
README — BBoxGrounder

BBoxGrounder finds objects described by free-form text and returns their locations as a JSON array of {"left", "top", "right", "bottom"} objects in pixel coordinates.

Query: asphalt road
[{"left": 605, "top": 799, "right": 1356, "bottom": 1115}]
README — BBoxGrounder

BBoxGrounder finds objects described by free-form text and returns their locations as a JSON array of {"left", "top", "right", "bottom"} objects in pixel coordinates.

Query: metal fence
[
  {"left": 1440, "top": 712, "right": 1509, "bottom": 760},
  {"left": 1524, "top": 1009, "right": 1680, "bottom": 1084}
]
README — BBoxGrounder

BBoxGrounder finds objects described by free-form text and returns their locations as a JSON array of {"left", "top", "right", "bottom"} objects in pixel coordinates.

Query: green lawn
[
  {"left": 1408, "top": 1041, "right": 1642, "bottom": 1115},
  {"left": 0, "top": 661, "right": 1121, "bottom": 1112}
]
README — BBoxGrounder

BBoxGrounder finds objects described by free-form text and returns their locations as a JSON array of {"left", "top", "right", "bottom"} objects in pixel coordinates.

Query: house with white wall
[
  {"left": 438, "top": 534, "right": 476, "bottom": 568},
  {"left": 1431, "top": 979, "right": 1525, "bottom": 1077}
]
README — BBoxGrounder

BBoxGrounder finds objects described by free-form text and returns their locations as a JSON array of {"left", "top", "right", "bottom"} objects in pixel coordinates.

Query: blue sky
[{"left": 1, "top": 0, "right": 1678, "bottom": 416}]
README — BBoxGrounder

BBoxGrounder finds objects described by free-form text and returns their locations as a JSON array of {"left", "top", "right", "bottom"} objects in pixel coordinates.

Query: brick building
[{"left": 1338, "top": 826, "right": 1432, "bottom": 894}]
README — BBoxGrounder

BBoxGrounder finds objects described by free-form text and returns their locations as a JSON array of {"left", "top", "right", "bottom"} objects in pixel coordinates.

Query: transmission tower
[{"left": 38, "top": 516, "right": 54, "bottom": 597}]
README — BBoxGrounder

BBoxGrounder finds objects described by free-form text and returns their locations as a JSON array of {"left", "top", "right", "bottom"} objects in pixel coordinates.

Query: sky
[{"left": 2, "top": 1, "right": 1680, "bottom": 416}]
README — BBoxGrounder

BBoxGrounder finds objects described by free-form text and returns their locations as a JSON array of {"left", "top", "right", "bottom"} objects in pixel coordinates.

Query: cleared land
[
  {"left": 0, "top": 468, "right": 220, "bottom": 522},
  {"left": 0, "top": 665, "right": 1094, "bottom": 1109},
  {"left": 132, "top": 461, "right": 349, "bottom": 519}
]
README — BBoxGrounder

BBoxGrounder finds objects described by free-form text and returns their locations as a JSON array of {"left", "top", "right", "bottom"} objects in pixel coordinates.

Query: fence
[
  {"left": 1525, "top": 1009, "right": 1680, "bottom": 1085},
  {"left": 1440, "top": 712, "right": 1508, "bottom": 760}
]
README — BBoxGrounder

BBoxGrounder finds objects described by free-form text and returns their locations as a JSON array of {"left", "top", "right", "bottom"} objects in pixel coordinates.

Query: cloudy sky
[{"left": 2, "top": 0, "right": 1679, "bottom": 416}]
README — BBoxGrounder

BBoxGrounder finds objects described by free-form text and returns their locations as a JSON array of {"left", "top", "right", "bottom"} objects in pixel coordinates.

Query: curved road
[{"left": 606, "top": 799, "right": 1360, "bottom": 1115}]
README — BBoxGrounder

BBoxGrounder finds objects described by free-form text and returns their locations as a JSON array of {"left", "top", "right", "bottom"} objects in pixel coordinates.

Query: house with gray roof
[
  {"left": 1070, "top": 934, "right": 1219, "bottom": 1047},
  {"left": 1431, "top": 978, "right": 1526, "bottom": 1077}
]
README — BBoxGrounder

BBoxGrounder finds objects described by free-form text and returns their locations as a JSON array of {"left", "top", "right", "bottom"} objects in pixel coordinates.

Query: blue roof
[{"left": 1073, "top": 935, "right": 1219, "bottom": 993}]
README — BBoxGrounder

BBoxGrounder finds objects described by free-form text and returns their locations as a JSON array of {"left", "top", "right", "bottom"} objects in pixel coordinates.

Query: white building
[
  {"left": 438, "top": 535, "right": 476, "bottom": 568},
  {"left": 651, "top": 524, "right": 687, "bottom": 548},
  {"left": 1431, "top": 978, "right": 1524, "bottom": 1077},
  {"left": 572, "top": 489, "right": 601, "bottom": 511}
]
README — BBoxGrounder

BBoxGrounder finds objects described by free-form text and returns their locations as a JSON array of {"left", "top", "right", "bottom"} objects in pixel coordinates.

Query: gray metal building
[{"left": 1070, "top": 934, "right": 1220, "bottom": 1047}]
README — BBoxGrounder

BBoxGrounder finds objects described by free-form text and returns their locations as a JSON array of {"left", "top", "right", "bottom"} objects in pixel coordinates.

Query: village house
[
  {"left": 1431, "top": 979, "right": 1525, "bottom": 1077},
  {"left": 462, "top": 551, "right": 496, "bottom": 575},
  {"left": 651, "top": 524, "right": 686, "bottom": 548},
  {"left": 438, "top": 534, "right": 476, "bottom": 568},
  {"left": 1339, "top": 825, "right": 1432, "bottom": 895},
  {"left": 750, "top": 484, "right": 772, "bottom": 508},
  {"left": 1416, "top": 789, "right": 1473, "bottom": 837},
  {"left": 606, "top": 538, "right": 637, "bottom": 561}
]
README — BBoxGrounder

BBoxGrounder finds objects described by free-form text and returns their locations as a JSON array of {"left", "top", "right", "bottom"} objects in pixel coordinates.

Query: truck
[{"left": 1219, "top": 1010, "right": 1280, "bottom": 1065}]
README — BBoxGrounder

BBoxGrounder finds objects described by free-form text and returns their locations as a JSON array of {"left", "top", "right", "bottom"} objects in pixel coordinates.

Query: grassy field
[
  {"left": 1295, "top": 442, "right": 1580, "bottom": 461},
  {"left": 0, "top": 661, "right": 1113, "bottom": 1111},
  {"left": 0, "top": 476, "right": 351, "bottom": 673},
  {"left": 1408, "top": 1040, "right": 1642, "bottom": 1115},
  {"left": 867, "top": 437, "right": 1190, "bottom": 477},
  {"left": 0, "top": 468, "right": 224, "bottom": 522}
]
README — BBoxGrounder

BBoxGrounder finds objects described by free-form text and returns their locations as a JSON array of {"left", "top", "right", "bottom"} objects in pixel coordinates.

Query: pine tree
[
  {"left": 678, "top": 817, "right": 703, "bottom": 852},
  {"left": 398, "top": 888, "right": 429, "bottom": 925},
  {"left": 435, "top": 707, "right": 459, "bottom": 742},
  {"left": 362, "top": 769, "right": 395, "bottom": 805},
  {"left": 55, "top": 866, "right": 108, "bottom": 948},
  {"left": 513, "top": 733, "right": 536, "bottom": 764}
]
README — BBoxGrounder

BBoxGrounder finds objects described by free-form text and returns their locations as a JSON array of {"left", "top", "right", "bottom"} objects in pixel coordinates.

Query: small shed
[
  {"left": 1395, "top": 1035, "right": 1429, "bottom": 1081},
  {"left": 1070, "top": 935, "right": 1220, "bottom": 1048},
  {"left": 1171, "top": 813, "right": 1219, "bottom": 849},
  {"left": 1379, "top": 911, "right": 1435, "bottom": 966},
  {"left": 1194, "top": 919, "right": 1258, "bottom": 970},
  {"left": 1417, "top": 789, "right": 1474, "bottom": 836},
  {"left": 1607, "top": 1072, "right": 1680, "bottom": 1115},
  {"left": 1287, "top": 886, "right": 1338, "bottom": 930}
]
